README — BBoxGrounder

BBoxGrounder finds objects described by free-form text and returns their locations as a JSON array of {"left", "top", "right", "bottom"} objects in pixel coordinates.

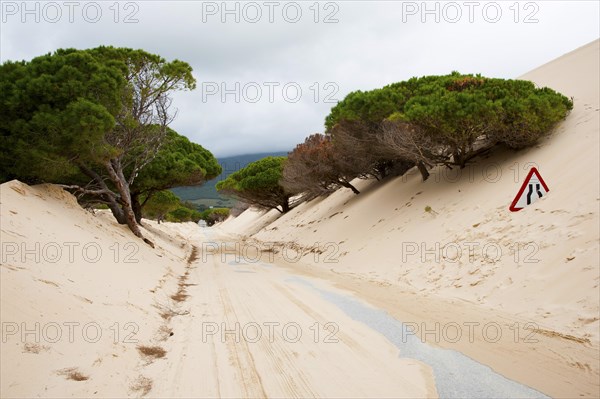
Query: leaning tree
[
  {"left": 130, "top": 127, "right": 221, "bottom": 223},
  {"left": 282, "top": 133, "right": 362, "bottom": 196},
  {"left": 0, "top": 47, "right": 199, "bottom": 244}
]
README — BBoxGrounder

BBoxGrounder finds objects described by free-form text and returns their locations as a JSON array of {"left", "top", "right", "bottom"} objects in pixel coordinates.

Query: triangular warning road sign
[{"left": 509, "top": 167, "right": 550, "bottom": 212}]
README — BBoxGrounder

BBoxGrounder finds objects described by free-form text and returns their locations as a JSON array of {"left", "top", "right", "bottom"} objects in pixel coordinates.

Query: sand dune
[
  {"left": 218, "top": 39, "right": 600, "bottom": 397},
  {"left": 221, "top": 39, "right": 600, "bottom": 342},
  {"left": 1, "top": 40, "right": 598, "bottom": 398},
  {"left": 0, "top": 181, "right": 199, "bottom": 397}
]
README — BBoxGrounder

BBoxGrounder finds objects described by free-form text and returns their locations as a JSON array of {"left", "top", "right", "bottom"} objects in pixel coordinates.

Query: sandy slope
[
  {"left": 218, "top": 39, "right": 600, "bottom": 396},
  {"left": 0, "top": 182, "right": 437, "bottom": 397},
  {"left": 0, "top": 181, "right": 198, "bottom": 397}
]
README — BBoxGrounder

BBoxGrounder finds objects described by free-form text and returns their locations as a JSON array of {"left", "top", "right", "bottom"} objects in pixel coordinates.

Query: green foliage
[
  {"left": 483, "top": 81, "right": 574, "bottom": 148},
  {"left": 324, "top": 85, "right": 412, "bottom": 132},
  {"left": 190, "top": 210, "right": 203, "bottom": 223},
  {"left": 142, "top": 190, "right": 180, "bottom": 220},
  {"left": 1, "top": 46, "right": 199, "bottom": 183},
  {"left": 171, "top": 151, "right": 288, "bottom": 204},
  {"left": 165, "top": 206, "right": 202, "bottom": 223},
  {"left": 131, "top": 127, "right": 221, "bottom": 221},
  {"left": 216, "top": 156, "right": 292, "bottom": 213},
  {"left": 200, "top": 208, "right": 230, "bottom": 226},
  {"left": 399, "top": 73, "right": 572, "bottom": 166},
  {"left": 133, "top": 128, "right": 221, "bottom": 194},
  {"left": 0, "top": 49, "right": 124, "bottom": 182},
  {"left": 166, "top": 207, "right": 194, "bottom": 222},
  {"left": 324, "top": 72, "right": 573, "bottom": 174},
  {"left": 0, "top": 46, "right": 206, "bottom": 241}
]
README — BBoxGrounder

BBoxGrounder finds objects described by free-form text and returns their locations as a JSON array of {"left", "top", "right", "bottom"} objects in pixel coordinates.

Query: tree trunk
[
  {"left": 131, "top": 192, "right": 143, "bottom": 224},
  {"left": 105, "top": 196, "right": 127, "bottom": 224},
  {"left": 341, "top": 181, "right": 360, "bottom": 195},
  {"left": 281, "top": 198, "right": 291, "bottom": 213},
  {"left": 417, "top": 161, "right": 430, "bottom": 181},
  {"left": 105, "top": 159, "right": 154, "bottom": 247},
  {"left": 455, "top": 144, "right": 468, "bottom": 168},
  {"left": 78, "top": 163, "right": 128, "bottom": 224}
]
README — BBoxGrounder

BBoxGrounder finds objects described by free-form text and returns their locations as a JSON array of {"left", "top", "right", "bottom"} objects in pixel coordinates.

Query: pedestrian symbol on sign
[{"left": 509, "top": 167, "right": 549, "bottom": 212}]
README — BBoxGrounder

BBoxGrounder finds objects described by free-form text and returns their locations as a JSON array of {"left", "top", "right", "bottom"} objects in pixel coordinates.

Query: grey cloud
[{"left": 1, "top": 1, "right": 598, "bottom": 157}]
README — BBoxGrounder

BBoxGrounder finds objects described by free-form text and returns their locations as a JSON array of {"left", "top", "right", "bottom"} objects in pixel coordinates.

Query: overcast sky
[{"left": 1, "top": 1, "right": 598, "bottom": 157}]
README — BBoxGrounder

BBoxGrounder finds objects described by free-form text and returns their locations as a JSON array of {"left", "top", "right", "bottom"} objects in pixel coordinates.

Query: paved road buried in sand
[{"left": 146, "top": 227, "right": 597, "bottom": 398}]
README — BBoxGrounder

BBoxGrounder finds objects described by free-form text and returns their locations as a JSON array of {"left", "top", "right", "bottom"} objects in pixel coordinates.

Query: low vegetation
[
  {"left": 200, "top": 208, "right": 230, "bottom": 226},
  {"left": 57, "top": 367, "right": 89, "bottom": 382},
  {"left": 216, "top": 156, "right": 292, "bottom": 213},
  {"left": 319, "top": 72, "right": 572, "bottom": 182},
  {"left": 140, "top": 190, "right": 202, "bottom": 223},
  {"left": 137, "top": 345, "right": 167, "bottom": 360},
  {"left": 219, "top": 73, "right": 571, "bottom": 214},
  {"left": 130, "top": 376, "right": 153, "bottom": 396}
]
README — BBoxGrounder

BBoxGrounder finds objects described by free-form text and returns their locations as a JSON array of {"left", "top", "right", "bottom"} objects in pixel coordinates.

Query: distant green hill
[{"left": 171, "top": 151, "right": 288, "bottom": 210}]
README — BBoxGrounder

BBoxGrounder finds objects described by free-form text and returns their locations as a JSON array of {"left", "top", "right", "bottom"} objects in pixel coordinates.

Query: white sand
[
  {"left": 218, "top": 39, "right": 600, "bottom": 397},
  {"left": 0, "top": 185, "right": 435, "bottom": 397},
  {"left": 223, "top": 39, "right": 600, "bottom": 340},
  {"left": 0, "top": 181, "right": 198, "bottom": 397},
  {"left": 1, "top": 39, "right": 598, "bottom": 398}
]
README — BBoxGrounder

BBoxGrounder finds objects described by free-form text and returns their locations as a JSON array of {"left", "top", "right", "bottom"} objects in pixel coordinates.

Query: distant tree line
[
  {"left": 218, "top": 72, "right": 572, "bottom": 212},
  {"left": 141, "top": 190, "right": 206, "bottom": 224}
]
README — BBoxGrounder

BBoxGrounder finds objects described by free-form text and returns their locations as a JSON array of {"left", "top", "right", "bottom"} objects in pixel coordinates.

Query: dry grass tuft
[
  {"left": 57, "top": 367, "right": 89, "bottom": 381},
  {"left": 187, "top": 245, "right": 199, "bottom": 264},
  {"left": 159, "top": 311, "right": 172, "bottom": 321},
  {"left": 23, "top": 342, "right": 49, "bottom": 354},
  {"left": 154, "top": 301, "right": 190, "bottom": 321},
  {"left": 170, "top": 291, "right": 188, "bottom": 302},
  {"left": 137, "top": 345, "right": 166, "bottom": 359}
]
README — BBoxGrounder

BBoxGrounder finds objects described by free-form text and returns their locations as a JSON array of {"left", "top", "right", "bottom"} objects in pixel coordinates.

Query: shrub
[
  {"left": 324, "top": 72, "right": 573, "bottom": 181},
  {"left": 200, "top": 208, "right": 230, "bottom": 226},
  {"left": 166, "top": 207, "right": 193, "bottom": 222},
  {"left": 282, "top": 133, "right": 361, "bottom": 197},
  {"left": 216, "top": 156, "right": 292, "bottom": 213},
  {"left": 142, "top": 190, "right": 180, "bottom": 223}
]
